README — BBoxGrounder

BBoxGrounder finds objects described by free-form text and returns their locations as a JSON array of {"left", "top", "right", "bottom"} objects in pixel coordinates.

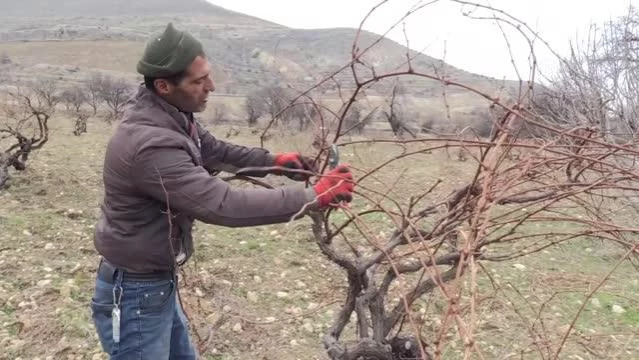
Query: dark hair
[
  {"left": 144, "top": 70, "right": 188, "bottom": 91},
  {"left": 143, "top": 50, "right": 207, "bottom": 91}
]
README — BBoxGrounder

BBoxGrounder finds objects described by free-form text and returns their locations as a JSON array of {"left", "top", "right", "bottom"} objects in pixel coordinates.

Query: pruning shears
[{"left": 328, "top": 144, "right": 339, "bottom": 169}]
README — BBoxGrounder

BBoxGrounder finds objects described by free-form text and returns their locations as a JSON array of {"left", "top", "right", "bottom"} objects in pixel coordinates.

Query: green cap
[{"left": 136, "top": 23, "right": 204, "bottom": 78}]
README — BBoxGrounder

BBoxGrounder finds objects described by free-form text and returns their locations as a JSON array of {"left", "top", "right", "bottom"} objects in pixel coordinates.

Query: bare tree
[
  {"left": 383, "top": 83, "right": 416, "bottom": 138},
  {"left": 212, "top": 103, "right": 228, "bottom": 124},
  {"left": 245, "top": 84, "right": 295, "bottom": 128},
  {"left": 85, "top": 73, "right": 102, "bottom": 116},
  {"left": 1, "top": 52, "right": 10, "bottom": 65},
  {"left": 31, "top": 78, "right": 61, "bottom": 110},
  {"left": 73, "top": 112, "right": 89, "bottom": 136},
  {"left": 537, "top": 5, "right": 639, "bottom": 140},
  {"left": 262, "top": 84, "right": 291, "bottom": 126},
  {"left": 244, "top": 91, "right": 264, "bottom": 126},
  {"left": 60, "top": 86, "right": 87, "bottom": 113},
  {"left": 288, "top": 100, "right": 317, "bottom": 132},
  {"left": 342, "top": 102, "right": 374, "bottom": 135},
  {"left": 57, "top": 85, "right": 92, "bottom": 136},
  {"left": 236, "top": 2, "right": 639, "bottom": 360},
  {"left": 97, "top": 75, "right": 132, "bottom": 122},
  {"left": 0, "top": 88, "right": 51, "bottom": 189}
]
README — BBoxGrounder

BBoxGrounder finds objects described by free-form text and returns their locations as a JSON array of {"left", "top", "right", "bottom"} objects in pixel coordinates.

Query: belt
[{"left": 97, "top": 258, "right": 174, "bottom": 284}]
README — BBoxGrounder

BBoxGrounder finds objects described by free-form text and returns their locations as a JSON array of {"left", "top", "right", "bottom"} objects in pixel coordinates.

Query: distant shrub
[
  {"left": 343, "top": 102, "right": 374, "bottom": 134},
  {"left": 420, "top": 115, "right": 438, "bottom": 133},
  {"left": 0, "top": 52, "right": 10, "bottom": 64},
  {"left": 89, "top": 74, "right": 133, "bottom": 121},
  {"left": 468, "top": 114, "right": 493, "bottom": 138}
]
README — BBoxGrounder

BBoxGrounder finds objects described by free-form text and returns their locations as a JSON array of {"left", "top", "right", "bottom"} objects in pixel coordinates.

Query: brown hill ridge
[
  {"left": 0, "top": 0, "right": 260, "bottom": 19},
  {"left": 0, "top": 0, "right": 523, "bottom": 108}
]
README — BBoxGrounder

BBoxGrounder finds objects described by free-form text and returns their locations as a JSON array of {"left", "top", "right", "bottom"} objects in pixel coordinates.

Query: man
[{"left": 90, "top": 23, "right": 354, "bottom": 359}]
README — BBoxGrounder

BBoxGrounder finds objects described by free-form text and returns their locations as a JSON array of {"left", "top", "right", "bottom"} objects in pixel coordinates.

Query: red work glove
[
  {"left": 312, "top": 165, "right": 354, "bottom": 207},
  {"left": 273, "top": 152, "right": 317, "bottom": 181}
]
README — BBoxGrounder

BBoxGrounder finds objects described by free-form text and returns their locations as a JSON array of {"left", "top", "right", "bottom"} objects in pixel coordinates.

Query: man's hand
[
  {"left": 312, "top": 165, "right": 354, "bottom": 207},
  {"left": 273, "top": 152, "right": 317, "bottom": 181}
]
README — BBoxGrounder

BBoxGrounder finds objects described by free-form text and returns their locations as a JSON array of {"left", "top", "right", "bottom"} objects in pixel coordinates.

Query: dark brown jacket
[{"left": 94, "top": 86, "right": 314, "bottom": 272}]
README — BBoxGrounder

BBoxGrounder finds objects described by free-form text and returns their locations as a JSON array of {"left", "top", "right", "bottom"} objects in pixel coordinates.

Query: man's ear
[{"left": 154, "top": 79, "right": 171, "bottom": 95}]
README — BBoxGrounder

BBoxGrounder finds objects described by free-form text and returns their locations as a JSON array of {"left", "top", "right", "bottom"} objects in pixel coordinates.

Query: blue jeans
[{"left": 90, "top": 269, "right": 198, "bottom": 359}]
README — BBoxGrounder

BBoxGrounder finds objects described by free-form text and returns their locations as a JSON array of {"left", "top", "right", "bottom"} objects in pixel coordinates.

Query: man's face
[{"left": 157, "top": 55, "right": 215, "bottom": 113}]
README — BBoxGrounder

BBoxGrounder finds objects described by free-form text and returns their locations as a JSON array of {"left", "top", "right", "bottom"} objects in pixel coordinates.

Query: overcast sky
[{"left": 207, "top": 0, "right": 635, "bottom": 81}]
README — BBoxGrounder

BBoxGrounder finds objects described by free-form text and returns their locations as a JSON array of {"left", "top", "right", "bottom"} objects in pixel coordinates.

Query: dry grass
[{"left": 0, "top": 40, "right": 144, "bottom": 73}]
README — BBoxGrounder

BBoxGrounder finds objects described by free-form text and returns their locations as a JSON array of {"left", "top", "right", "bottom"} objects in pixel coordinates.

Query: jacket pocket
[{"left": 138, "top": 280, "right": 175, "bottom": 314}]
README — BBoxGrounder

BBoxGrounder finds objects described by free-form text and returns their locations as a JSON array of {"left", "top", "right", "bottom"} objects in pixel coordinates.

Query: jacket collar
[{"left": 125, "top": 85, "right": 194, "bottom": 134}]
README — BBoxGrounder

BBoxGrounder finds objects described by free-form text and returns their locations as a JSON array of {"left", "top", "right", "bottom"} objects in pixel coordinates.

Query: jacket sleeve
[
  {"left": 131, "top": 142, "right": 316, "bottom": 227},
  {"left": 196, "top": 122, "right": 275, "bottom": 176}
]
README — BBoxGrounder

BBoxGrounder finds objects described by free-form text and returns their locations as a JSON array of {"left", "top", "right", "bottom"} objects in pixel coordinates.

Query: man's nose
[{"left": 206, "top": 78, "right": 215, "bottom": 93}]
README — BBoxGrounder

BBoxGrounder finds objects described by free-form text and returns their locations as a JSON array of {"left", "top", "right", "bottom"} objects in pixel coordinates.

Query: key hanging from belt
[
  {"left": 112, "top": 271, "right": 124, "bottom": 344},
  {"left": 112, "top": 305, "right": 121, "bottom": 343}
]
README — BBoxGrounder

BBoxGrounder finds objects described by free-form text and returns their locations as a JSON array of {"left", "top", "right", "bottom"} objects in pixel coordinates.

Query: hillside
[
  {"left": 0, "top": 0, "right": 265, "bottom": 20},
  {"left": 0, "top": 0, "right": 524, "bottom": 128}
]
